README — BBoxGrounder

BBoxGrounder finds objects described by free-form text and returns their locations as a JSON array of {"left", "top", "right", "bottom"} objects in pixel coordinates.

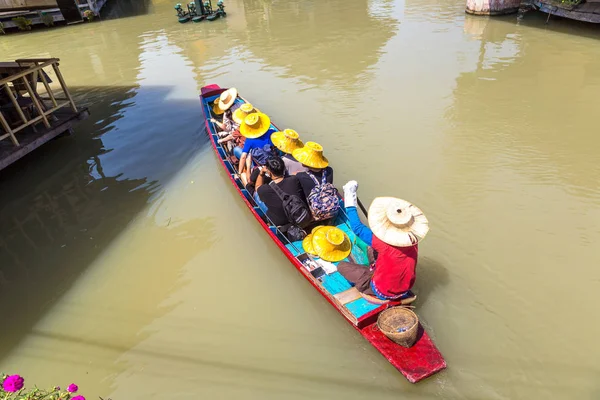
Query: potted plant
[
  {"left": 83, "top": 10, "right": 96, "bottom": 21},
  {"left": 40, "top": 12, "right": 54, "bottom": 27},
  {"left": 11, "top": 16, "right": 33, "bottom": 31},
  {"left": 12, "top": 17, "right": 33, "bottom": 31}
]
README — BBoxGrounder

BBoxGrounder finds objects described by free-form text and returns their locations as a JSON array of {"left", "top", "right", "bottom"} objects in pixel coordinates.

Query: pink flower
[
  {"left": 71, "top": 396, "right": 86, "bottom": 400},
  {"left": 67, "top": 383, "right": 78, "bottom": 393},
  {"left": 2, "top": 374, "right": 24, "bottom": 392}
]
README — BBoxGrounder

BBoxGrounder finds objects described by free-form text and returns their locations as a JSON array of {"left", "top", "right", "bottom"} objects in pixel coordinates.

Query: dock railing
[{"left": 0, "top": 58, "right": 78, "bottom": 147}]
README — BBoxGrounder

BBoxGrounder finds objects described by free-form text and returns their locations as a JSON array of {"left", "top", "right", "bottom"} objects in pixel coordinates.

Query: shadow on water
[
  {"left": 413, "top": 257, "right": 450, "bottom": 307},
  {"left": 468, "top": 10, "right": 600, "bottom": 41},
  {"left": 518, "top": 11, "right": 600, "bottom": 40},
  {"left": 100, "top": 0, "right": 154, "bottom": 20},
  {"left": 0, "top": 84, "right": 210, "bottom": 364}
]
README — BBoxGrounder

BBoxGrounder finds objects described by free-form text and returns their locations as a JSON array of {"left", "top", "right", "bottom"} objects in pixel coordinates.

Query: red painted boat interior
[{"left": 199, "top": 85, "right": 446, "bottom": 383}]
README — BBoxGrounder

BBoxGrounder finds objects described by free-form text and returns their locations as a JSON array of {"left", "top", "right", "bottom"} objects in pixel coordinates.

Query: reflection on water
[
  {"left": 1, "top": 0, "right": 600, "bottom": 398},
  {"left": 234, "top": 0, "right": 398, "bottom": 85}
]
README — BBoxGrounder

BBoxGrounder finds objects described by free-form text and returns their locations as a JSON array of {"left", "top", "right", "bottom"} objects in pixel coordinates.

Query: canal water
[{"left": 1, "top": 0, "right": 599, "bottom": 398}]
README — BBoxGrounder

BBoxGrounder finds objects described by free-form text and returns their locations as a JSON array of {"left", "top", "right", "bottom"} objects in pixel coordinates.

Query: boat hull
[{"left": 199, "top": 84, "right": 446, "bottom": 383}]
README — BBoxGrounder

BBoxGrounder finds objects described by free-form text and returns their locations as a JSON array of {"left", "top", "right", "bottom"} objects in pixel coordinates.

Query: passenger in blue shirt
[
  {"left": 242, "top": 131, "right": 273, "bottom": 154},
  {"left": 237, "top": 112, "right": 273, "bottom": 185}
]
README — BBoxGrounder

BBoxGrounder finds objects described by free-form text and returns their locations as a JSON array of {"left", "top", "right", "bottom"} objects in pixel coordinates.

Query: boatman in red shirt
[{"left": 338, "top": 181, "right": 429, "bottom": 303}]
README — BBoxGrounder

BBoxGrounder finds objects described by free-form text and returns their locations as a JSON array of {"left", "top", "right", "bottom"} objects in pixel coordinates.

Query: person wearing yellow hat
[
  {"left": 211, "top": 87, "right": 238, "bottom": 116},
  {"left": 210, "top": 88, "right": 239, "bottom": 137},
  {"left": 293, "top": 142, "right": 334, "bottom": 199},
  {"left": 232, "top": 102, "right": 259, "bottom": 125},
  {"left": 216, "top": 102, "right": 259, "bottom": 160},
  {"left": 303, "top": 226, "right": 352, "bottom": 262},
  {"left": 337, "top": 180, "right": 429, "bottom": 303},
  {"left": 270, "top": 129, "right": 308, "bottom": 176},
  {"left": 237, "top": 112, "right": 274, "bottom": 185}
]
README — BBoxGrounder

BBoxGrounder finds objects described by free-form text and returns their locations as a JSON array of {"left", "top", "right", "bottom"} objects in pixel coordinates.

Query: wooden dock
[
  {"left": 0, "top": 108, "right": 89, "bottom": 171},
  {"left": 0, "top": 0, "right": 108, "bottom": 30},
  {"left": 532, "top": 0, "right": 600, "bottom": 23},
  {"left": 0, "top": 58, "right": 89, "bottom": 172}
]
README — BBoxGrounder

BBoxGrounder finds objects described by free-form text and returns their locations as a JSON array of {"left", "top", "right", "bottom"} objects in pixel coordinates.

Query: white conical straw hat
[{"left": 367, "top": 197, "right": 429, "bottom": 247}]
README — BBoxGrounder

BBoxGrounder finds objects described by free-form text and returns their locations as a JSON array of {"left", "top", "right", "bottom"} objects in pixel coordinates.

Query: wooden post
[
  {"left": 51, "top": 62, "right": 78, "bottom": 112},
  {"left": 4, "top": 84, "right": 28, "bottom": 125},
  {"left": 466, "top": 0, "right": 521, "bottom": 15},
  {"left": 22, "top": 76, "right": 51, "bottom": 129},
  {"left": 0, "top": 112, "right": 19, "bottom": 146},
  {"left": 36, "top": 66, "right": 58, "bottom": 108},
  {"left": 86, "top": 0, "right": 97, "bottom": 14}
]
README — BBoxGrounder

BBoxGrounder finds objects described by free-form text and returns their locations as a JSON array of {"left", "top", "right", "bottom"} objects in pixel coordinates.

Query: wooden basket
[{"left": 377, "top": 307, "right": 419, "bottom": 348}]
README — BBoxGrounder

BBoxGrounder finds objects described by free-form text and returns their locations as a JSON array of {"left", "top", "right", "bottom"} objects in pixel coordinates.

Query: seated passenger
[
  {"left": 210, "top": 87, "right": 238, "bottom": 136},
  {"left": 338, "top": 180, "right": 429, "bottom": 303},
  {"left": 238, "top": 112, "right": 273, "bottom": 185},
  {"left": 270, "top": 129, "right": 308, "bottom": 175},
  {"left": 244, "top": 144, "right": 278, "bottom": 195},
  {"left": 255, "top": 156, "right": 309, "bottom": 227},
  {"left": 293, "top": 142, "right": 334, "bottom": 198},
  {"left": 217, "top": 103, "right": 259, "bottom": 158}
]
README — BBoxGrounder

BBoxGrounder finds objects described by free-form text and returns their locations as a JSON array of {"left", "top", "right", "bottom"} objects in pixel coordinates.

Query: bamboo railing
[{"left": 0, "top": 58, "right": 78, "bottom": 147}]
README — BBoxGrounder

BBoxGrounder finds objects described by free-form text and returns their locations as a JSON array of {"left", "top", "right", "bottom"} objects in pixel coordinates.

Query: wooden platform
[
  {"left": 533, "top": 0, "right": 600, "bottom": 23},
  {"left": 0, "top": 107, "right": 89, "bottom": 171},
  {"left": 0, "top": 0, "right": 108, "bottom": 31}
]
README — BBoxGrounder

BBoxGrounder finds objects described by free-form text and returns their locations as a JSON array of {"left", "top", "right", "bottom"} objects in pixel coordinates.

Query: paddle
[{"left": 357, "top": 197, "right": 369, "bottom": 218}]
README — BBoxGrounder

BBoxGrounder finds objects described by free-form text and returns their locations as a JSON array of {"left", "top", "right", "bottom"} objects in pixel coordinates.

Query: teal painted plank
[
  {"left": 320, "top": 272, "right": 353, "bottom": 295},
  {"left": 345, "top": 298, "right": 380, "bottom": 318},
  {"left": 285, "top": 241, "right": 304, "bottom": 257}
]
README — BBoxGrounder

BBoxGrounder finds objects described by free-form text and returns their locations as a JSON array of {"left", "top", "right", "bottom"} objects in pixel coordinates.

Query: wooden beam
[
  {"left": 0, "top": 112, "right": 20, "bottom": 146},
  {"left": 10, "top": 115, "right": 45, "bottom": 134},
  {"left": 42, "top": 101, "right": 71, "bottom": 116},
  {"left": 37, "top": 64, "right": 57, "bottom": 108},
  {"left": 40, "top": 97, "right": 69, "bottom": 101},
  {"left": 51, "top": 63, "right": 77, "bottom": 112},
  {"left": 0, "top": 59, "right": 56, "bottom": 86},
  {"left": 22, "top": 76, "right": 51, "bottom": 128},
  {"left": 15, "top": 58, "right": 60, "bottom": 64},
  {"left": 3, "top": 84, "right": 28, "bottom": 124},
  {"left": 87, "top": 0, "right": 97, "bottom": 14}
]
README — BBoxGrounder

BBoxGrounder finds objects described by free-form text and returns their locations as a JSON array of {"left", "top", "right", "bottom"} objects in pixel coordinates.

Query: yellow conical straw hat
[
  {"left": 311, "top": 226, "right": 352, "bottom": 262},
  {"left": 233, "top": 103, "right": 259, "bottom": 124},
  {"left": 271, "top": 129, "right": 304, "bottom": 155},
  {"left": 215, "top": 87, "right": 237, "bottom": 112},
  {"left": 212, "top": 100, "right": 224, "bottom": 115},
  {"left": 302, "top": 225, "right": 325, "bottom": 255},
  {"left": 240, "top": 112, "right": 271, "bottom": 139},
  {"left": 368, "top": 197, "right": 429, "bottom": 247},
  {"left": 292, "top": 141, "right": 329, "bottom": 169}
]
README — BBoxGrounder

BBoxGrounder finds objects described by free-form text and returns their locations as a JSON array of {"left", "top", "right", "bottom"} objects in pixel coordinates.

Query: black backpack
[{"left": 268, "top": 181, "right": 312, "bottom": 228}]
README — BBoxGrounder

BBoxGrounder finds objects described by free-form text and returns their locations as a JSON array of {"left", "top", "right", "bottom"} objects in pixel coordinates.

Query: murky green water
[{"left": 1, "top": 0, "right": 600, "bottom": 398}]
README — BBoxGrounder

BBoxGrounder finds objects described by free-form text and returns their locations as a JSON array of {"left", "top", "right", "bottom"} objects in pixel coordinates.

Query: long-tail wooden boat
[{"left": 199, "top": 84, "right": 446, "bottom": 383}]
